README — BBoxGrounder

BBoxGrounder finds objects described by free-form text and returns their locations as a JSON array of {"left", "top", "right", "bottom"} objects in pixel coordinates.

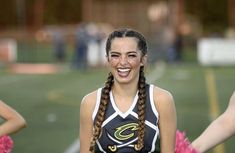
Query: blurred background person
[
  {"left": 72, "top": 23, "right": 90, "bottom": 70},
  {"left": 52, "top": 29, "right": 66, "bottom": 64}
]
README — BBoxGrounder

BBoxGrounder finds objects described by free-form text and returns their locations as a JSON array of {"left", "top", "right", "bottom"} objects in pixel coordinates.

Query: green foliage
[
  {"left": 0, "top": 0, "right": 229, "bottom": 34},
  {"left": 185, "top": 0, "right": 228, "bottom": 34},
  {"left": 43, "top": 0, "right": 82, "bottom": 24}
]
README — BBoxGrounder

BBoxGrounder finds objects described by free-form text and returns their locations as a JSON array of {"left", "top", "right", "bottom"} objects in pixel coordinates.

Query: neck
[{"left": 112, "top": 82, "right": 138, "bottom": 97}]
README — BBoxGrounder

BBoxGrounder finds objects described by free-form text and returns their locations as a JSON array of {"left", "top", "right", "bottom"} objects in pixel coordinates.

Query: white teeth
[{"left": 118, "top": 68, "right": 130, "bottom": 72}]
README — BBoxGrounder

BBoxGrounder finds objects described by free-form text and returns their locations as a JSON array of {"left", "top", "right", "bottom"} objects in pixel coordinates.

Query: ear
[{"left": 140, "top": 55, "right": 147, "bottom": 66}]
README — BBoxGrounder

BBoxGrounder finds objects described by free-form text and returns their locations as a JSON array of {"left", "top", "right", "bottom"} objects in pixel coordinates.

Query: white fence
[
  {"left": 197, "top": 38, "right": 235, "bottom": 66},
  {"left": 0, "top": 39, "right": 17, "bottom": 63}
]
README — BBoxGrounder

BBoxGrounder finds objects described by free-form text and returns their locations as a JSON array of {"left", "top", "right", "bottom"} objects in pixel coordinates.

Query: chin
[
  {"left": 115, "top": 75, "right": 138, "bottom": 84},
  {"left": 115, "top": 78, "right": 131, "bottom": 84}
]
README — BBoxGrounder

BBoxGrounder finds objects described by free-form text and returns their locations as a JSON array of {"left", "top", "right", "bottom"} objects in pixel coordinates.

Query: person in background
[
  {"left": 191, "top": 91, "right": 235, "bottom": 153},
  {"left": 52, "top": 29, "right": 66, "bottom": 63},
  {"left": 80, "top": 28, "right": 177, "bottom": 153},
  {"left": 73, "top": 23, "right": 90, "bottom": 70},
  {"left": 0, "top": 100, "right": 26, "bottom": 136}
]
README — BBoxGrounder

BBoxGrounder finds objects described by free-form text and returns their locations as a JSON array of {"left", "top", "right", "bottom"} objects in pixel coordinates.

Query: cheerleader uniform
[{"left": 92, "top": 84, "right": 160, "bottom": 153}]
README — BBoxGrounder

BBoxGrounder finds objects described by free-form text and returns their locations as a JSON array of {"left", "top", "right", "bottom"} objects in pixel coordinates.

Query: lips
[{"left": 117, "top": 68, "right": 131, "bottom": 77}]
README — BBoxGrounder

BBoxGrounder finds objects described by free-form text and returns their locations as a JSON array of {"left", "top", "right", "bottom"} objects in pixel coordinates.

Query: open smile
[{"left": 117, "top": 68, "right": 131, "bottom": 77}]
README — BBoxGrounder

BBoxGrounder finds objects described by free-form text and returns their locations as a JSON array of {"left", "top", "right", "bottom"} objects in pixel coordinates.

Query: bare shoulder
[
  {"left": 80, "top": 89, "right": 100, "bottom": 126},
  {"left": 151, "top": 85, "right": 176, "bottom": 136},
  {"left": 152, "top": 86, "right": 174, "bottom": 104},
  {"left": 152, "top": 85, "right": 175, "bottom": 113},
  {"left": 80, "top": 89, "right": 99, "bottom": 115}
]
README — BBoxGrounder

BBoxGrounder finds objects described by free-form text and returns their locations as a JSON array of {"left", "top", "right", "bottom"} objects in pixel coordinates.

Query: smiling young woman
[
  {"left": 79, "top": 28, "right": 177, "bottom": 153},
  {"left": 107, "top": 37, "right": 146, "bottom": 85}
]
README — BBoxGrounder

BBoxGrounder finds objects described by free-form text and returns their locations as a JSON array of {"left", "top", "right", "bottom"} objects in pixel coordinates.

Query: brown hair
[{"left": 89, "top": 28, "right": 147, "bottom": 152}]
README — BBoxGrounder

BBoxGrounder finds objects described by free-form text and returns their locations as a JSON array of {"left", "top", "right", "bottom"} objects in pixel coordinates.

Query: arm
[
  {"left": 192, "top": 91, "right": 235, "bottom": 153},
  {"left": 0, "top": 100, "right": 26, "bottom": 136},
  {"left": 79, "top": 92, "right": 97, "bottom": 153},
  {"left": 154, "top": 87, "right": 177, "bottom": 153}
]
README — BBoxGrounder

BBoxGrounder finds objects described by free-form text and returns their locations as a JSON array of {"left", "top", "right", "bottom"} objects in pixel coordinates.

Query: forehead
[{"left": 110, "top": 37, "right": 138, "bottom": 52}]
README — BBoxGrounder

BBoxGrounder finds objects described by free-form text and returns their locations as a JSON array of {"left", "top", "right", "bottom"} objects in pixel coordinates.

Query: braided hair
[{"left": 89, "top": 28, "right": 148, "bottom": 152}]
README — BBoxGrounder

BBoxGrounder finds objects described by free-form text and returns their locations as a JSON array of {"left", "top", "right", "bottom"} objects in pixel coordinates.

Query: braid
[
  {"left": 91, "top": 28, "right": 148, "bottom": 152},
  {"left": 89, "top": 73, "right": 114, "bottom": 152},
  {"left": 135, "top": 66, "right": 147, "bottom": 151}
]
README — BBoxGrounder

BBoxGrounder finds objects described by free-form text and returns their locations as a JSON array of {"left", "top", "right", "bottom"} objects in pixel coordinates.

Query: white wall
[{"left": 197, "top": 38, "right": 235, "bottom": 66}]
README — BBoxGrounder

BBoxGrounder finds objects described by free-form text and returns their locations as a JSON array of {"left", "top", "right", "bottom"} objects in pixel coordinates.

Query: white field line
[{"left": 63, "top": 138, "right": 80, "bottom": 153}]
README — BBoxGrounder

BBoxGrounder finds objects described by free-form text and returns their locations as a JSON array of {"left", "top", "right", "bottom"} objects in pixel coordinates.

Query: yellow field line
[
  {"left": 205, "top": 69, "right": 225, "bottom": 153},
  {"left": 47, "top": 90, "right": 79, "bottom": 106}
]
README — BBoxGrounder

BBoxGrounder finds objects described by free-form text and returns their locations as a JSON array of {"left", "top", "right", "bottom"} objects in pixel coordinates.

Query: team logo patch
[
  {"left": 114, "top": 123, "right": 138, "bottom": 140},
  {"left": 107, "top": 123, "right": 139, "bottom": 152}
]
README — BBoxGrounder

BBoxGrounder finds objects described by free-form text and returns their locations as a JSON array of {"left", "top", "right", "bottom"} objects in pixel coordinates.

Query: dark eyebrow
[
  {"left": 109, "top": 51, "right": 120, "bottom": 54},
  {"left": 127, "top": 51, "right": 138, "bottom": 54},
  {"left": 109, "top": 51, "right": 138, "bottom": 54}
]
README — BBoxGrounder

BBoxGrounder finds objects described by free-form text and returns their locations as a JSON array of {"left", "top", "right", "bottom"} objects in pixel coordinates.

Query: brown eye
[
  {"left": 128, "top": 54, "right": 137, "bottom": 58},
  {"left": 110, "top": 54, "right": 119, "bottom": 58}
]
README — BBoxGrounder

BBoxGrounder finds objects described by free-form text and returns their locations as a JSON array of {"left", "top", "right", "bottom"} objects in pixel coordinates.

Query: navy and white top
[{"left": 92, "top": 84, "right": 160, "bottom": 153}]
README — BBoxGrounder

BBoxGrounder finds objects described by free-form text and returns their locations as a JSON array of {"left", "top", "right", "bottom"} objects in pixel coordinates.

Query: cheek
[
  {"left": 108, "top": 59, "right": 119, "bottom": 67},
  {"left": 129, "top": 58, "right": 142, "bottom": 67}
]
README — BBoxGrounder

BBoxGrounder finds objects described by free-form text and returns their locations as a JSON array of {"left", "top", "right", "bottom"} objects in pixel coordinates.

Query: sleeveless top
[{"left": 92, "top": 84, "right": 160, "bottom": 153}]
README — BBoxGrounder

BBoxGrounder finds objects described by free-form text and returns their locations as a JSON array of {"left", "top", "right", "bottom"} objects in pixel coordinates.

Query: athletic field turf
[{"left": 0, "top": 63, "right": 234, "bottom": 153}]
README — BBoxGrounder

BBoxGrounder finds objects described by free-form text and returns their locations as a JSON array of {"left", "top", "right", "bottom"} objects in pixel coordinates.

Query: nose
[{"left": 119, "top": 55, "right": 128, "bottom": 65}]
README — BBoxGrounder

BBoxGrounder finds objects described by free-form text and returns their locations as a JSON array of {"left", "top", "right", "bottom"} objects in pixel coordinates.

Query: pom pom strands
[
  {"left": 175, "top": 130, "right": 199, "bottom": 153},
  {"left": 0, "top": 135, "right": 13, "bottom": 153}
]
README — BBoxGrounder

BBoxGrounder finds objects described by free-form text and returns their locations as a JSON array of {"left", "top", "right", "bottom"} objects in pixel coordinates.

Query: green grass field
[{"left": 0, "top": 63, "right": 234, "bottom": 153}]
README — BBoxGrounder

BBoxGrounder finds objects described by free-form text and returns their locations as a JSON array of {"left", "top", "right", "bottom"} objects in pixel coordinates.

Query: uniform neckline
[{"left": 110, "top": 91, "right": 138, "bottom": 118}]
